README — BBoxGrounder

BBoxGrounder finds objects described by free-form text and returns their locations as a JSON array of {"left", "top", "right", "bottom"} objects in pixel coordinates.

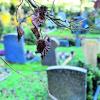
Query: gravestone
[
  {"left": 46, "top": 10, "right": 56, "bottom": 30},
  {"left": 46, "top": 19, "right": 56, "bottom": 30},
  {"left": 82, "top": 39, "right": 100, "bottom": 67},
  {"left": 95, "top": 17, "right": 100, "bottom": 29},
  {"left": 57, "top": 11, "right": 66, "bottom": 21},
  {"left": 47, "top": 66, "right": 87, "bottom": 100},
  {"left": 59, "top": 39, "right": 69, "bottom": 47},
  {"left": 3, "top": 33, "right": 26, "bottom": 63},
  {"left": 41, "top": 38, "right": 59, "bottom": 66},
  {"left": 57, "top": 10, "right": 69, "bottom": 27},
  {"left": 75, "top": 36, "right": 81, "bottom": 47}
]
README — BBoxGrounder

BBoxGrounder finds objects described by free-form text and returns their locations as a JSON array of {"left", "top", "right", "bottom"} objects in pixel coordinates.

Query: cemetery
[{"left": 0, "top": 0, "right": 100, "bottom": 100}]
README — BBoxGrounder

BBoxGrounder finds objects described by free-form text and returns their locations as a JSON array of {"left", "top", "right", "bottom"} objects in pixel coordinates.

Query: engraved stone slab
[
  {"left": 82, "top": 39, "right": 100, "bottom": 67},
  {"left": 3, "top": 33, "right": 26, "bottom": 63},
  {"left": 47, "top": 66, "right": 87, "bottom": 100}
]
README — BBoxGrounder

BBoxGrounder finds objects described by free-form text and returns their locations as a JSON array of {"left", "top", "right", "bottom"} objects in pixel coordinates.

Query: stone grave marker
[
  {"left": 3, "top": 33, "right": 26, "bottom": 63},
  {"left": 59, "top": 39, "right": 69, "bottom": 47},
  {"left": 57, "top": 10, "right": 66, "bottom": 21},
  {"left": 41, "top": 38, "right": 59, "bottom": 66},
  {"left": 46, "top": 10, "right": 56, "bottom": 30},
  {"left": 47, "top": 66, "right": 87, "bottom": 100},
  {"left": 46, "top": 19, "right": 56, "bottom": 30},
  {"left": 95, "top": 17, "right": 100, "bottom": 29},
  {"left": 75, "top": 36, "right": 81, "bottom": 47},
  {"left": 82, "top": 39, "right": 100, "bottom": 67},
  {"left": 57, "top": 10, "right": 69, "bottom": 27}
]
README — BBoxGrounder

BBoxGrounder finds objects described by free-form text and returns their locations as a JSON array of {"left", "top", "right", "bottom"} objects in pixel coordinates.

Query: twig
[
  {"left": 27, "top": 0, "right": 37, "bottom": 8},
  {"left": 16, "top": 0, "right": 24, "bottom": 23}
]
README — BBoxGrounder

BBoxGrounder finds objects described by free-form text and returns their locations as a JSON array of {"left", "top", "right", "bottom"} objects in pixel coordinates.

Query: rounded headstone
[
  {"left": 47, "top": 66, "right": 87, "bottom": 100},
  {"left": 3, "top": 33, "right": 26, "bottom": 63}
]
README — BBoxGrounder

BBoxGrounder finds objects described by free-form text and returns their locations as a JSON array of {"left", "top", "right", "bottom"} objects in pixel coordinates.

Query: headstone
[
  {"left": 95, "top": 17, "right": 100, "bottom": 29},
  {"left": 57, "top": 11, "right": 66, "bottom": 21},
  {"left": 82, "top": 39, "right": 100, "bottom": 67},
  {"left": 47, "top": 66, "right": 87, "bottom": 100},
  {"left": 46, "top": 19, "right": 56, "bottom": 30},
  {"left": 57, "top": 11, "right": 69, "bottom": 27},
  {"left": 59, "top": 39, "right": 69, "bottom": 47},
  {"left": 72, "top": 16, "right": 88, "bottom": 34},
  {"left": 41, "top": 38, "right": 59, "bottom": 66},
  {"left": 75, "top": 36, "right": 81, "bottom": 47},
  {"left": 46, "top": 10, "right": 56, "bottom": 30},
  {"left": 3, "top": 33, "right": 26, "bottom": 63}
]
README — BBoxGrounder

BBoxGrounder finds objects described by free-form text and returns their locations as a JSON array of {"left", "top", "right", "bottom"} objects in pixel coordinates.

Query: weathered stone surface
[
  {"left": 82, "top": 39, "right": 100, "bottom": 67},
  {"left": 47, "top": 66, "right": 87, "bottom": 100},
  {"left": 42, "top": 38, "right": 59, "bottom": 66}
]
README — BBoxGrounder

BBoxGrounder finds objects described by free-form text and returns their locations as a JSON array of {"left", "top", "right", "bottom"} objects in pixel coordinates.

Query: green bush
[
  {"left": 97, "top": 94, "right": 100, "bottom": 100},
  {"left": 97, "top": 54, "right": 100, "bottom": 58},
  {"left": 24, "top": 27, "right": 36, "bottom": 45},
  {"left": 86, "top": 65, "right": 100, "bottom": 100}
]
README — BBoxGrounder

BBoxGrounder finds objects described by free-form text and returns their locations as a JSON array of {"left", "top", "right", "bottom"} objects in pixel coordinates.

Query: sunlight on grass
[{"left": 48, "top": 29, "right": 100, "bottom": 39}]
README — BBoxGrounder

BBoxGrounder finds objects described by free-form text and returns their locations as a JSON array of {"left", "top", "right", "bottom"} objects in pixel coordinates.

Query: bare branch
[{"left": 27, "top": 0, "right": 37, "bottom": 8}]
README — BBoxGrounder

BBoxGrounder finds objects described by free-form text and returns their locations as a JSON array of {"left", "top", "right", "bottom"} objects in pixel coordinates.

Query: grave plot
[{"left": 82, "top": 38, "right": 100, "bottom": 67}]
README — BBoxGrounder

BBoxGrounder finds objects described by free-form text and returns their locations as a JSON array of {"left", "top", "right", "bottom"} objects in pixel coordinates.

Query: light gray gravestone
[{"left": 82, "top": 39, "right": 100, "bottom": 67}]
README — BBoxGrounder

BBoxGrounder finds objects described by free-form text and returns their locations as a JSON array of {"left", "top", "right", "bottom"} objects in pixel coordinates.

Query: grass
[
  {"left": 0, "top": 37, "right": 96, "bottom": 99},
  {"left": 48, "top": 29, "right": 73, "bottom": 38},
  {"left": 56, "top": 46, "right": 84, "bottom": 60},
  {"left": 0, "top": 43, "right": 48, "bottom": 99},
  {"left": 0, "top": 71, "right": 48, "bottom": 100},
  {"left": 48, "top": 28, "right": 100, "bottom": 39}
]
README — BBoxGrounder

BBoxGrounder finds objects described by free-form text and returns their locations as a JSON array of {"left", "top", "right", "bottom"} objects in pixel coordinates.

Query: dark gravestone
[
  {"left": 41, "top": 38, "right": 59, "bottom": 66},
  {"left": 59, "top": 39, "right": 69, "bottom": 47},
  {"left": 47, "top": 66, "right": 87, "bottom": 100},
  {"left": 3, "top": 34, "right": 26, "bottom": 63}
]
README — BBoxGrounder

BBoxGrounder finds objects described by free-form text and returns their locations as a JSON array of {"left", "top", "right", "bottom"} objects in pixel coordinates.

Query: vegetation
[
  {"left": 0, "top": 0, "right": 100, "bottom": 99},
  {"left": 0, "top": 43, "right": 100, "bottom": 99},
  {"left": 48, "top": 29, "right": 100, "bottom": 39}
]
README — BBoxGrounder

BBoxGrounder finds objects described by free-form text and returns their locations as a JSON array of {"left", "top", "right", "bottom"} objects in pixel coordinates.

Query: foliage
[
  {"left": 86, "top": 65, "right": 100, "bottom": 100},
  {"left": 97, "top": 53, "right": 100, "bottom": 58},
  {"left": 98, "top": 94, "right": 100, "bottom": 100},
  {"left": 0, "top": 71, "right": 48, "bottom": 99},
  {"left": 0, "top": 43, "right": 100, "bottom": 99},
  {"left": 24, "top": 27, "right": 36, "bottom": 45}
]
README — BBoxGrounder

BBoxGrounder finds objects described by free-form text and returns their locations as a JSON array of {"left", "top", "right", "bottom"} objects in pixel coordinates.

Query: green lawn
[
  {"left": 0, "top": 43, "right": 48, "bottom": 99},
  {"left": 0, "top": 38, "right": 97, "bottom": 100},
  {"left": 0, "top": 71, "right": 48, "bottom": 100},
  {"left": 0, "top": 43, "right": 84, "bottom": 72},
  {"left": 48, "top": 29, "right": 100, "bottom": 38}
]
